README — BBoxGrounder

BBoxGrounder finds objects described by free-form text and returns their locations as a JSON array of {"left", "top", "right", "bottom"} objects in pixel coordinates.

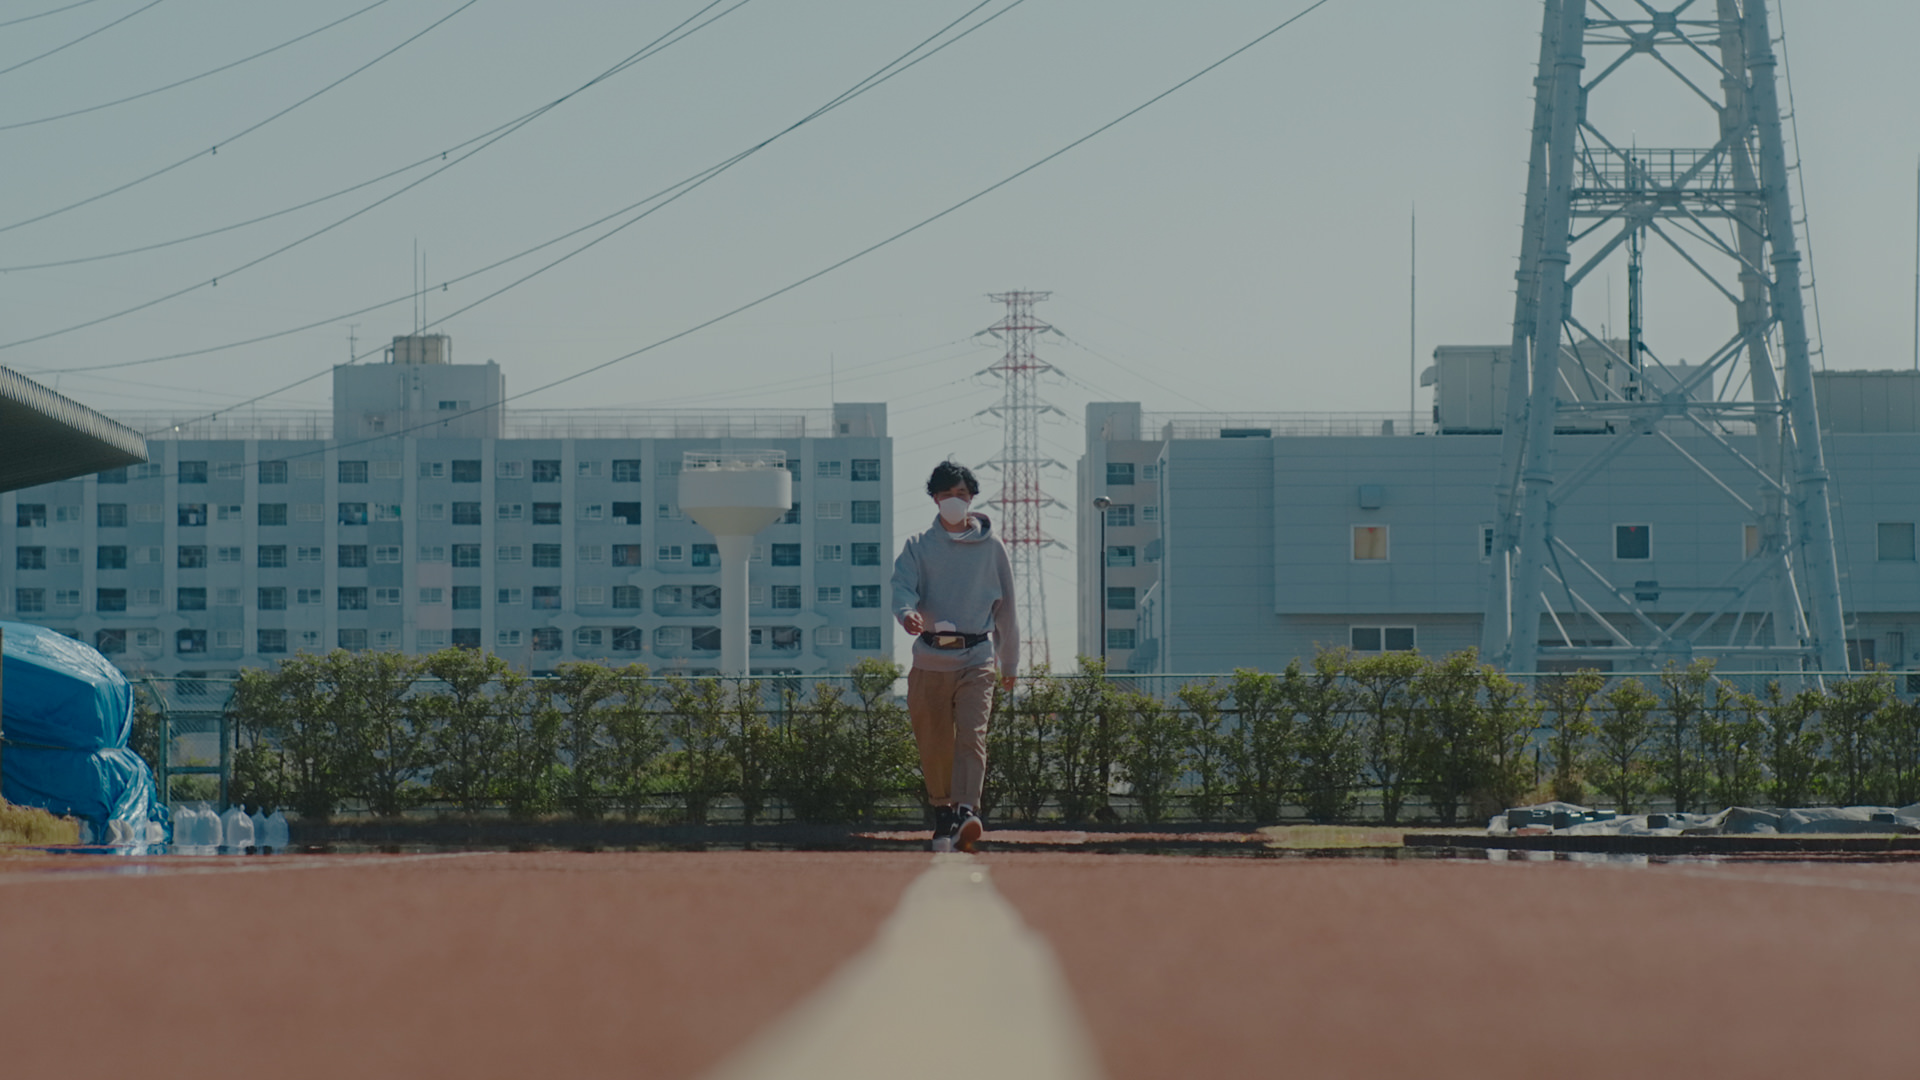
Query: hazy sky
[{"left": 4, "top": 0, "right": 1917, "bottom": 663}]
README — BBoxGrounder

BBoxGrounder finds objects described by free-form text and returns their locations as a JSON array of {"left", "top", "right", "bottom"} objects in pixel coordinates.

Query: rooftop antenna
[{"left": 348, "top": 324, "right": 359, "bottom": 364}]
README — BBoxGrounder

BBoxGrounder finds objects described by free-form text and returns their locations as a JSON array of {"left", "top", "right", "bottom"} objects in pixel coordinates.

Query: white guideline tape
[{"left": 705, "top": 854, "right": 1105, "bottom": 1080}]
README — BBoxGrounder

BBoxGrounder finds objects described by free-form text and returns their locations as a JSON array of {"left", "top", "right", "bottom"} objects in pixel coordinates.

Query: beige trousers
[{"left": 906, "top": 664, "right": 997, "bottom": 809}]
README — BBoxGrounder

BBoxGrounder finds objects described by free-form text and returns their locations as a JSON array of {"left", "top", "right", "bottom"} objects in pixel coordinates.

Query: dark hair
[{"left": 926, "top": 460, "right": 979, "bottom": 498}]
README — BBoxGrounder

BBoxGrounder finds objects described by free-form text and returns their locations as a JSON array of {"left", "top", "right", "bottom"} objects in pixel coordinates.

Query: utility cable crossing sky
[{"left": 138, "top": 0, "right": 1337, "bottom": 452}]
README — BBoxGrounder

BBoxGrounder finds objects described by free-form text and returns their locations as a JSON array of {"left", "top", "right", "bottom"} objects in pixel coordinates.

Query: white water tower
[{"left": 677, "top": 450, "right": 792, "bottom": 677}]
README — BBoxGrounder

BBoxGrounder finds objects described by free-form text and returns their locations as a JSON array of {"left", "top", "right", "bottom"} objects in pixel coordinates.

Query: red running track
[{"left": 5, "top": 851, "right": 1920, "bottom": 1078}]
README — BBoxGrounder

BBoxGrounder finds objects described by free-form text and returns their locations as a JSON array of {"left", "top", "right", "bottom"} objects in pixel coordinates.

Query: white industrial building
[
  {"left": 1078, "top": 363, "right": 1920, "bottom": 676},
  {"left": 1, "top": 336, "right": 894, "bottom": 678}
]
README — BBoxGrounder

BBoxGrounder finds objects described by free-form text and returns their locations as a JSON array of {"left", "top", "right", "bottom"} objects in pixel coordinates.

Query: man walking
[{"left": 892, "top": 460, "right": 1019, "bottom": 852}]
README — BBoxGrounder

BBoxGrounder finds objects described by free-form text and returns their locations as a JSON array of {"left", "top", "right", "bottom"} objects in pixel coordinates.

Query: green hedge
[{"left": 208, "top": 648, "right": 1920, "bottom": 824}]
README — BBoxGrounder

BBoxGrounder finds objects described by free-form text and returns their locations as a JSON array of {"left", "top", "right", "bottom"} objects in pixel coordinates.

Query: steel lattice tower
[
  {"left": 1482, "top": 0, "right": 1847, "bottom": 673},
  {"left": 982, "top": 290, "right": 1062, "bottom": 670}
]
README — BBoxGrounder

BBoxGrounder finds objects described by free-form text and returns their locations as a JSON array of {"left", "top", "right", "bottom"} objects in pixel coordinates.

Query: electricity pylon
[{"left": 1480, "top": 0, "right": 1848, "bottom": 673}]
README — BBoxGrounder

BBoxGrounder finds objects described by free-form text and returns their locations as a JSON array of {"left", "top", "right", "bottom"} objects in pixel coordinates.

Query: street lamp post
[{"left": 1092, "top": 496, "right": 1112, "bottom": 666}]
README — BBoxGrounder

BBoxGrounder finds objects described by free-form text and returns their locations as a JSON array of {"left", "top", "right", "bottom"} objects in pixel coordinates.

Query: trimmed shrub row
[{"left": 166, "top": 648, "right": 1920, "bottom": 824}]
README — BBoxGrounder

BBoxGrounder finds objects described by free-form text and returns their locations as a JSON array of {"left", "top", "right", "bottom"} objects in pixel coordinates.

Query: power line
[
  {"left": 0, "top": 0, "right": 394, "bottom": 132},
  {"left": 0, "top": 0, "right": 478, "bottom": 237},
  {"left": 0, "top": 0, "right": 752, "bottom": 353},
  {"left": 41, "top": 0, "right": 1025, "bottom": 379},
  {"left": 278, "top": 0, "right": 1339, "bottom": 462},
  {"left": 0, "top": 0, "right": 106, "bottom": 31},
  {"left": 0, "top": 0, "right": 165, "bottom": 78},
  {"left": 0, "top": 0, "right": 749, "bottom": 272}
]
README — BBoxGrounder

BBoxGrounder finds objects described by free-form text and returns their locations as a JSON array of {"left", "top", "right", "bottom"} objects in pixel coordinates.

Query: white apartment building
[{"left": 1, "top": 337, "right": 895, "bottom": 678}]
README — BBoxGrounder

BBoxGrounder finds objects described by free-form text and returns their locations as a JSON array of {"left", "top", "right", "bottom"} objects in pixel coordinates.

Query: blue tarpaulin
[{"left": 1, "top": 620, "right": 165, "bottom": 835}]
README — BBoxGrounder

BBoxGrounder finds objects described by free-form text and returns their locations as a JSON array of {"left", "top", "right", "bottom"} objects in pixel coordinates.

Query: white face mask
[{"left": 937, "top": 496, "right": 970, "bottom": 525}]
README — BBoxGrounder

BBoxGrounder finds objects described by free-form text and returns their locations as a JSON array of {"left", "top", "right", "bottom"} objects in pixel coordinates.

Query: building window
[
  {"left": 422, "top": 462, "right": 450, "bottom": 480},
  {"left": 532, "top": 544, "right": 561, "bottom": 568},
  {"left": 419, "top": 588, "right": 445, "bottom": 604},
  {"left": 532, "top": 502, "right": 561, "bottom": 525},
  {"left": 780, "top": 502, "right": 800, "bottom": 525},
  {"left": 97, "top": 503, "right": 128, "bottom": 528},
  {"left": 258, "top": 630, "right": 287, "bottom": 655},
  {"left": 15, "top": 588, "right": 46, "bottom": 613},
  {"left": 578, "top": 460, "right": 602, "bottom": 478},
  {"left": 613, "top": 544, "right": 643, "bottom": 567},
  {"left": 98, "top": 467, "right": 127, "bottom": 484},
  {"left": 498, "top": 588, "right": 524, "bottom": 605},
  {"left": 497, "top": 629, "right": 523, "bottom": 648},
  {"left": 337, "top": 502, "right": 368, "bottom": 526},
  {"left": 217, "top": 546, "right": 242, "bottom": 564},
  {"left": 1106, "top": 462, "right": 1135, "bottom": 486},
  {"left": 690, "top": 543, "right": 716, "bottom": 568},
  {"left": 16, "top": 547, "right": 44, "bottom": 570},
  {"left": 1105, "top": 504, "right": 1134, "bottom": 527},
  {"left": 610, "top": 501, "right": 643, "bottom": 525},
  {"left": 338, "top": 461, "right": 368, "bottom": 484},
  {"left": 576, "top": 587, "right": 605, "bottom": 607},
  {"left": 851, "top": 543, "right": 880, "bottom": 567},
  {"left": 1480, "top": 524, "right": 1496, "bottom": 562},
  {"left": 338, "top": 587, "right": 368, "bottom": 610},
  {"left": 94, "top": 545, "right": 126, "bottom": 570},
  {"left": 531, "top": 627, "right": 562, "bottom": 651},
  {"left": 578, "top": 545, "right": 605, "bottom": 564},
  {"left": 690, "top": 626, "right": 721, "bottom": 652},
  {"left": 451, "top": 544, "right": 482, "bottom": 568},
  {"left": 771, "top": 543, "right": 802, "bottom": 567},
  {"left": 816, "top": 460, "right": 842, "bottom": 479},
  {"left": 95, "top": 629, "right": 126, "bottom": 655},
  {"left": 295, "top": 503, "right": 324, "bottom": 522},
  {"left": 613, "top": 585, "right": 642, "bottom": 609},
  {"left": 131, "top": 588, "right": 161, "bottom": 608},
  {"left": 452, "top": 586, "right": 482, "bottom": 610},
  {"left": 497, "top": 545, "right": 524, "bottom": 563},
  {"left": 329, "top": 629, "right": 364, "bottom": 651},
  {"left": 1614, "top": 524, "right": 1651, "bottom": 561},
  {"left": 374, "top": 587, "right": 401, "bottom": 605},
  {"left": 56, "top": 547, "right": 80, "bottom": 565},
  {"left": 179, "top": 503, "right": 208, "bottom": 527},
  {"left": 492, "top": 503, "right": 523, "bottom": 523},
  {"left": 496, "top": 460, "right": 525, "bottom": 480},
  {"left": 253, "top": 503, "right": 286, "bottom": 527},
  {"left": 452, "top": 502, "right": 482, "bottom": 525},
  {"left": 531, "top": 460, "right": 561, "bottom": 483},
  {"left": 297, "top": 588, "right": 323, "bottom": 606},
  {"left": 373, "top": 503, "right": 402, "bottom": 522},
  {"left": 417, "top": 545, "right": 446, "bottom": 563},
  {"left": 179, "top": 461, "right": 208, "bottom": 484},
  {"left": 1106, "top": 546, "right": 1135, "bottom": 568},
  {"left": 216, "top": 588, "right": 242, "bottom": 607},
  {"left": 656, "top": 503, "right": 683, "bottom": 521},
  {"left": 336, "top": 545, "right": 367, "bottom": 568},
  {"left": 690, "top": 586, "right": 721, "bottom": 611},
  {"left": 1142, "top": 505, "right": 1160, "bottom": 524},
  {"left": 605, "top": 627, "right": 641, "bottom": 652},
  {"left": 16, "top": 504, "right": 46, "bottom": 527},
  {"left": 177, "top": 587, "right": 207, "bottom": 611},
  {"left": 419, "top": 503, "right": 446, "bottom": 521},
  {"left": 1351, "top": 626, "right": 1417, "bottom": 653},
  {"left": 851, "top": 459, "right": 881, "bottom": 482},
  {"left": 258, "top": 545, "right": 287, "bottom": 568},
  {"left": 851, "top": 500, "right": 881, "bottom": 525},
  {"left": 851, "top": 626, "right": 882, "bottom": 651},
  {"left": 612, "top": 459, "right": 643, "bottom": 482},
  {"left": 1106, "top": 586, "right": 1136, "bottom": 610},
  {"left": 176, "top": 629, "right": 207, "bottom": 654},
  {"left": 816, "top": 586, "right": 842, "bottom": 605},
  {"left": 1107, "top": 628, "right": 1137, "bottom": 651},
  {"left": 373, "top": 460, "right": 403, "bottom": 480},
  {"left": 576, "top": 628, "right": 604, "bottom": 648},
  {"left": 815, "top": 627, "right": 846, "bottom": 648},
  {"left": 374, "top": 545, "right": 401, "bottom": 564},
  {"left": 1878, "top": 522, "right": 1916, "bottom": 563},
  {"left": 417, "top": 630, "right": 448, "bottom": 650},
  {"left": 1352, "top": 525, "right": 1389, "bottom": 561},
  {"left": 54, "top": 589, "right": 80, "bottom": 608},
  {"left": 658, "top": 545, "right": 684, "bottom": 563},
  {"left": 532, "top": 586, "right": 561, "bottom": 610},
  {"left": 850, "top": 584, "right": 881, "bottom": 609},
  {"left": 1847, "top": 639, "right": 1878, "bottom": 670},
  {"left": 451, "top": 460, "right": 482, "bottom": 483},
  {"left": 771, "top": 585, "right": 803, "bottom": 609},
  {"left": 216, "top": 503, "right": 244, "bottom": 522}
]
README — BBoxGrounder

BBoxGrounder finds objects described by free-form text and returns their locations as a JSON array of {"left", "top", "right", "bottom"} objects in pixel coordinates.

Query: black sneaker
[
  {"left": 953, "top": 805, "right": 984, "bottom": 852},
  {"left": 929, "top": 805, "right": 957, "bottom": 853}
]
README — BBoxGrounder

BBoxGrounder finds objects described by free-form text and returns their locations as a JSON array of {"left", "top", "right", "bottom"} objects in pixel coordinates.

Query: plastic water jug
[
  {"left": 250, "top": 810, "right": 268, "bottom": 849},
  {"left": 263, "top": 810, "right": 290, "bottom": 850},
  {"left": 222, "top": 804, "right": 255, "bottom": 852}
]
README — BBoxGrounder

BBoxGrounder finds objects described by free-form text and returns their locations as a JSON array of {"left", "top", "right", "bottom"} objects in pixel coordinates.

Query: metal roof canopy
[{"left": 0, "top": 367, "right": 146, "bottom": 494}]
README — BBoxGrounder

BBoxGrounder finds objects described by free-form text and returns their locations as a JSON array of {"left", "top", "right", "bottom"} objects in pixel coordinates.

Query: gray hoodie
[{"left": 891, "top": 511, "right": 1019, "bottom": 674}]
